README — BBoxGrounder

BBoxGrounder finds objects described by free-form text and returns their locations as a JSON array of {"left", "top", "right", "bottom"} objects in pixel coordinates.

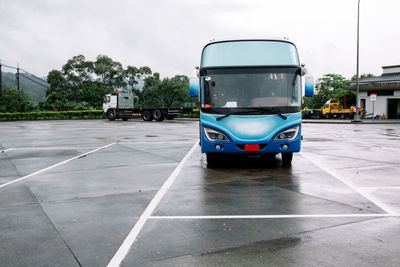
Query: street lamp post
[{"left": 353, "top": 0, "right": 361, "bottom": 121}]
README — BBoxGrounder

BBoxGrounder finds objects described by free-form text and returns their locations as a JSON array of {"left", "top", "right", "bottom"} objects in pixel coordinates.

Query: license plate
[{"left": 245, "top": 144, "right": 260, "bottom": 152}]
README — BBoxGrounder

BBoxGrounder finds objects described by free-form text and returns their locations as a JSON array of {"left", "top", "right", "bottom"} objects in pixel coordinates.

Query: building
[{"left": 348, "top": 65, "right": 400, "bottom": 119}]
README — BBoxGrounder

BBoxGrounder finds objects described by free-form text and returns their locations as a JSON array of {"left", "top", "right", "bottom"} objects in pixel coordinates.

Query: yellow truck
[{"left": 321, "top": 99, "right": 352, "bottom": 119}]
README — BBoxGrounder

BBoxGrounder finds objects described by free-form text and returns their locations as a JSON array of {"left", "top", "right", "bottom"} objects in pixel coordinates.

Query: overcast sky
[{"left": 1, "top": 0, "right": 400, "bottom": 80}]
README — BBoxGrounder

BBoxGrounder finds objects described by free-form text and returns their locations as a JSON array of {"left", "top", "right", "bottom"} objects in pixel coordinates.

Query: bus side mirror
[
  {"left": 189, "top": 77, "right": 199, "bottom": 97},
  {"left": 301, "top": 66, "right": 307, "bottom": 76},
  {"left": 305, "top": 76, "right": 314, "bottom": 97}
]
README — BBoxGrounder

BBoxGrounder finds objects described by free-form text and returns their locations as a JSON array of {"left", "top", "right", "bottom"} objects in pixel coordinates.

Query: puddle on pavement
[
  {"left": 4, "top": 148, "right": 79, "bottom": 159},
  {"left": 94, "top": 137, "right": 120, "bottom": 143}
]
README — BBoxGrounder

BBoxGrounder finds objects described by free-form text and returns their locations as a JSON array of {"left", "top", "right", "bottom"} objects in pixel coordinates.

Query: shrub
[
  {"left": 0, "top": 110, "right": 103, "bottom": 121},
  {"left": 179, "top": 112, "right": 199, "bottom": 118},
  {"left": 0, "top": 89, "right": 34, "bottom": 113}
]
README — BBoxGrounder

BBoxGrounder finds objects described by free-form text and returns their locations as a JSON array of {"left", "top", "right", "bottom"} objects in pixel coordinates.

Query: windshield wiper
[
  {"left": 216, "top": 107, "right": 287, "bottom": 121},
  {"left": 216, "top": 109, "right": 264, "bottom": 121},
  {"left": 267, "top": 107, "right": 287, "bottom": 120}
]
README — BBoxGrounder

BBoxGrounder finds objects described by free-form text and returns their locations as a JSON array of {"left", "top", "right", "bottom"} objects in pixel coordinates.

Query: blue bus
[{"left": 190, "top": 39, "right": 314, "bottom": 164}]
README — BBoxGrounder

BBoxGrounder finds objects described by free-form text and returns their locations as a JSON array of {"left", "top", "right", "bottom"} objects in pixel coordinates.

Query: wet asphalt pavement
[{"left": 0, "top": 119, "right": 399, "bottom": 266}]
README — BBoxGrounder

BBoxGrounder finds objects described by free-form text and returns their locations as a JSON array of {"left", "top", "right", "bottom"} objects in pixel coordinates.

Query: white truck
[{"left": 102, "top": 89, "right": 181, "bottom": 121}]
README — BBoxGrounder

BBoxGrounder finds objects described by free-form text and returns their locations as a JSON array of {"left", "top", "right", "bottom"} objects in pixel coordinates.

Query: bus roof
[
  {"left": 205, "top": 37, "right": 295, "bottom": 46},
  {"left": 201, "top": 39, "right": 300, "bottom": 68}
]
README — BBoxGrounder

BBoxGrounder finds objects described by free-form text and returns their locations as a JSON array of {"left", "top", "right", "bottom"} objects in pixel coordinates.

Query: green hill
[{"left": 1, "top": 72, "right": 47, "bottom": 103}]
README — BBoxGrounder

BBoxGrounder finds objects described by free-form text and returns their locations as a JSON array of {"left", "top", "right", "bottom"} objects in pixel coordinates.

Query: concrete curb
[
  {"left": 175, "top": 118, "right": 400, "bottom": 124},
  {"left": 302, "top": 119, "right": 400, "bottom": 124},
  {"left": 175, "top": 118, "right": 199, "bottom": 121}
]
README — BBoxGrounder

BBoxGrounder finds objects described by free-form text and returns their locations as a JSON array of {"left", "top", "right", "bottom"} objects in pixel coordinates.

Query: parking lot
[{"left": 1, "top": 119, "right": 400, "bottom": 266}]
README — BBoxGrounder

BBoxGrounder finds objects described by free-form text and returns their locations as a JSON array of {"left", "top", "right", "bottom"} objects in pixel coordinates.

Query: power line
[
  {"left": 0, "top": 62, "right": 50, "bottom": 91},
  {"left": 1, "top": 63, "right": 18, "bottom": 70},
  {"left": 20, "top": 73, "right": 50, "bottom": 89},
  {"left": 17, "top": 64, "right": 20, "bottom": 91},
  {"left": 20, "top": 73, "right": 49, "bottom": 89},
  {"left": 20, "top": 68, "right": 48, "bottom": 84},
  {"left": 0, "top": 60, "right": 2, "bottom": 97}
]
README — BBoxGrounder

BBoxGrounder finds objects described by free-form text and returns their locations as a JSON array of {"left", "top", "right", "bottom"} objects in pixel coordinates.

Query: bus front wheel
[
  {"left": 281, "top": 152, "right": 293, "bottom": 165},
  {"left": 206, "top": 153, "right": 218, "bottom": 164}
]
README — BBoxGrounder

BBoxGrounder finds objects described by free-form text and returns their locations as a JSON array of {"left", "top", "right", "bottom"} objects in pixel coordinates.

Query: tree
[
  {"left": 80, "top": 84, "right": 109, "bottom": 108},
  {"left": 62, "top": 55, "right": 93, "bottom": 86},
  {"left": 61, "top": 55, "right": 93, "bottom": 102},
  {"left": 143, "top": 72, "right": 160, "bottom": 90},
  {"left": 93, "top": 55, "right": 125, "bottom": 88},
  {"left": 125, "top": 65, "right": 152, "bottom": 89},
  {"left": 143, "top": 75, "right": 189, "bottom": 108},
  {"left": 46, "top": 54, "right": 127, "bottom": 110},
  {"left": 44, "top": 54, "right": 189, "bottom": 111},
  {"left": 42, "top": 91, "right": 74, "bottom": 111},
  {"left": 138, "top": 66, "right": 152, "bottom": 79},
  {"left": 46, "top": 70, "right": 67, "bottom": 96},
  {"left": 351, "top": 73, "right": 375, "bottom": 81},
  {"left": 0, "top": 89, "right": 34, "bottom": 112},
  {"left": 303, "top": 74, "right": 351, "bottom": 109},
  {"left": 330, "top": 88, "right": 355, "bottom": 108},
  {"left": 134, "top": 72, "right": 161, "bottom": 107},
  {"left": 124, "top": 66, "right": 139, "bottom": 88}
]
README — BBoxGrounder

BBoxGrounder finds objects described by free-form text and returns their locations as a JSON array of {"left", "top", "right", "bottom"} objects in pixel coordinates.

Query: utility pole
[
  {"left": 353, "top": 0, "right": 361, "bottom": 122},
  {"left": 0, "top": 59, "right": 2, "bottom": 97},
  {"left": 17, "top": 63, "right": 20, "bottom": 91}
]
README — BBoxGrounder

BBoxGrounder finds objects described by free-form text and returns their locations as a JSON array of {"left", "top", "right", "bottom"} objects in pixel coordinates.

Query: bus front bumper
[{"left": 200, "top": 135, "right": 301, "bottom": 154}]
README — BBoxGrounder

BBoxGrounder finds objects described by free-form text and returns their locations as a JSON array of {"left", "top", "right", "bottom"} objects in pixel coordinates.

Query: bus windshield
[{"left": 202, "top": 67, "right": 301, "bottom": 114}]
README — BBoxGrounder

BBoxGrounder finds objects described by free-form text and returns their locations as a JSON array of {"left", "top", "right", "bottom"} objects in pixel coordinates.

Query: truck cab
[
  {"left": 103, "top": 94, "right": 116, "bottom": 114},
  {"left": 321, "top": 99, "right": 351, "bottom": 119},
  {"left": 103, "top": 89, "right": 135, "bottom": 121}
]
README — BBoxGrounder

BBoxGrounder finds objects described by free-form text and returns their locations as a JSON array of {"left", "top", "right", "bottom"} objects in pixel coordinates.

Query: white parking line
[
  {"left": 300, "top": 152, "right": 398, "bottom": 215},
  {"left": 149, "top": 213, "right": 399, "bottom": 219},
  {"left": 1, "top": 148, "right": 14, "bottom": 152},
  {"left": 0, "top": 143, "right": 116, "bottom": 190},
  {"left": 107, "top": 141, "right": 198, "bottom": 267},
  {"left": 356, "top": 164, "right": 396, "bottom": 170},
  {"left": 121, "top": 140, "right": 197, "bottom": 145},
  {"left": 1, "top": 146, "right": 97, "bottom": 152},
  {"left": 0, "top": 126, "right": 137, "bottom": 134},
  {"left": 106, "top": 142, "right": 397, "bottom": 266},
  {"left": 360, "top": 187, "right": 400, "bottom": 190}
]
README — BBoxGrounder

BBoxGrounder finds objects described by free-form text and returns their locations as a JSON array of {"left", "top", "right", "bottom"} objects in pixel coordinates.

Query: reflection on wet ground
[
  {"left": 126, "top": 123, "right": 400, "bottom": 266},
  {"left": 0, "top": 120, "right": 399, "bottom": 266}
]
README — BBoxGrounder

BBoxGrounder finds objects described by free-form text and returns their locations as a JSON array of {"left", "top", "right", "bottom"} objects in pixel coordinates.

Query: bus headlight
[
  {"left": 204, "top": 127, "right": 230, "bottom": 142},
  {"left": 274, "top": 125, "right": 299, "bottom": 141}
]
